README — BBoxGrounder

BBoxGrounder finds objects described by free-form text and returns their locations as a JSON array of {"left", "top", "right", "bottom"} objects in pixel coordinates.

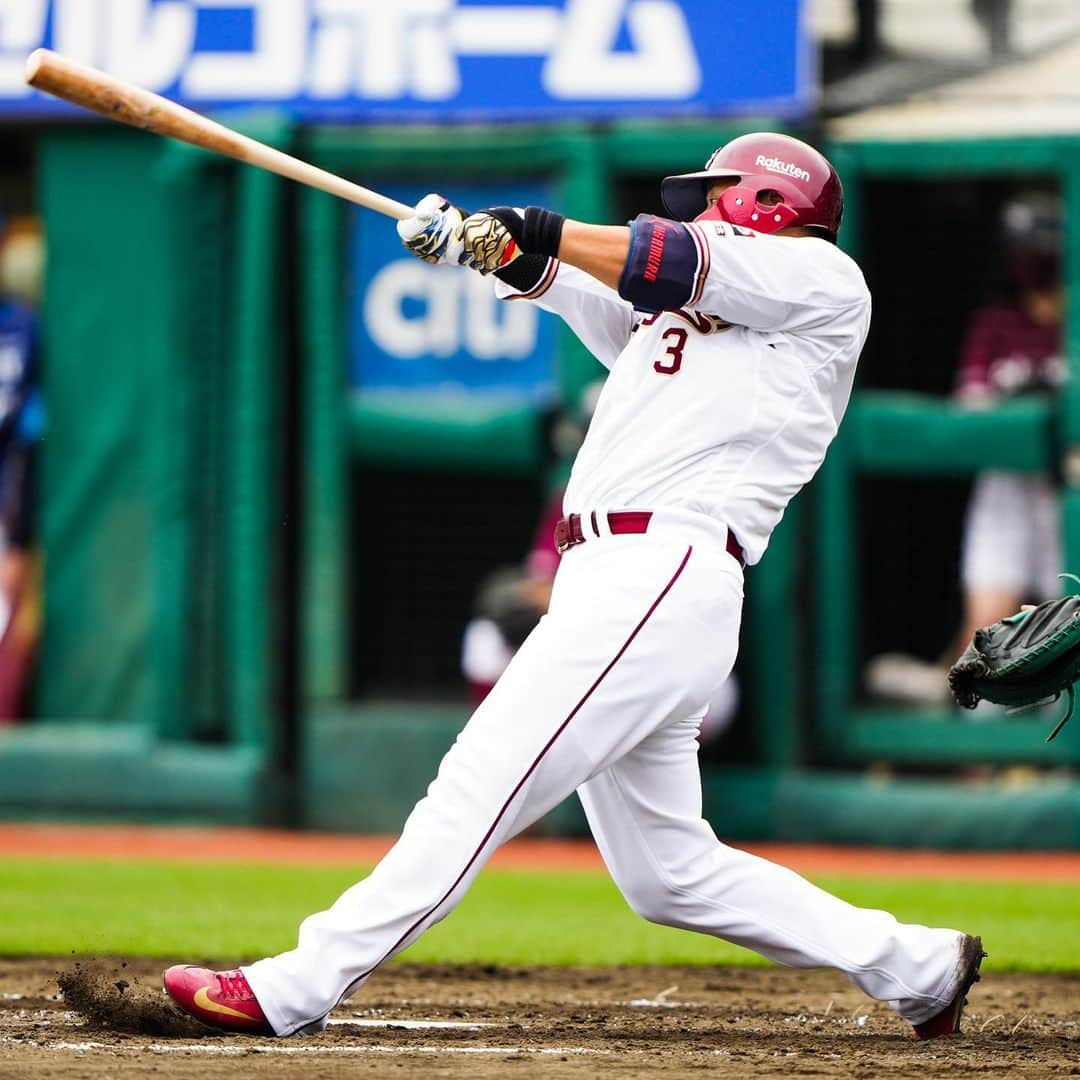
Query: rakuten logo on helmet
[{"left": 754, "top": 155, "right": 811, "bottom": 183}]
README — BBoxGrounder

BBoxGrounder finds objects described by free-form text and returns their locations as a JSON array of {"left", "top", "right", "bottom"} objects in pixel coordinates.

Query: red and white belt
[{"left": 554, "top": 511, "right": 745, "bottom": 567}]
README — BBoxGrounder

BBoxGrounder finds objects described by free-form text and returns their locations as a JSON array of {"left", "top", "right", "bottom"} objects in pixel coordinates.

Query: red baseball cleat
[
  {"left": 163, "top": 965, "right": 273, "bottom": 1035},
  {"left": 912, "top": 934, "right": 986, "bottom": 1040}
]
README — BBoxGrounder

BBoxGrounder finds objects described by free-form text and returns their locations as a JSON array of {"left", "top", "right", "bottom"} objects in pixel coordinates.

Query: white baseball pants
[
  {"left": 962, "top": 471, "right": 1060, "bottom": 600},
  {"left": 244, "top": 510, "right": 965, "bottom": 1036}
]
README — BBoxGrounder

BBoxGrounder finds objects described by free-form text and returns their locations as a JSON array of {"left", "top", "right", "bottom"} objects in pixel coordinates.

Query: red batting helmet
[{"left": 661, "top": 132, "right": 844, "bottom": 240}]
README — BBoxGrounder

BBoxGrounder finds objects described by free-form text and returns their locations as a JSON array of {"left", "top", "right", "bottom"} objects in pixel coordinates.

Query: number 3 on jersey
[{"left": 654, "top": 327, "right": 687, "bottom": 375}]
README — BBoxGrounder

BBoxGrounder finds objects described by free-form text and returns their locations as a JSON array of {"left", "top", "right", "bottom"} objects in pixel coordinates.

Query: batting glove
[
  {"left": 397, "top": 193, "right": 465, "bottom": 266},
  {"left": 459, "top": 206, "right": 566, "bottom": 275}
]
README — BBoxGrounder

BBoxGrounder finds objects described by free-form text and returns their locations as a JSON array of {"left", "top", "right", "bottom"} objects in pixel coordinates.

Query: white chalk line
[
  {"left": 0, "top": 997, "right": 715, "bottom": 1060},
  {"left": 622, "top": 998, "right": 707, "bottom": 1008},
  {"left": 4, "top": 1014, "right": 488, "bottom": 1033},
  {"left": 0, "top": 1038, "right": 608, "bottom": 1057},
  {"left": 2, "top": 1009, "right": 80, "bottom": 1020},
  {"left": 327, "top": 1017, "right": 489, "bottom": 1030},
  {"left": 148, "top": 1043, "right": 610, "bottom": 1056},
  {"left": 0, "top": 1035, "right": 741, "bottom": 1060},
  {"left": 39, "top": 1041, "right": 112, "bottom": 1052}
]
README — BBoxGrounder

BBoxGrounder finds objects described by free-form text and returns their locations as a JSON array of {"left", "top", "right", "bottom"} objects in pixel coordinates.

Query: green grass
[{"left": 2, "top": 858, "right": 1077, "bottom": 973}]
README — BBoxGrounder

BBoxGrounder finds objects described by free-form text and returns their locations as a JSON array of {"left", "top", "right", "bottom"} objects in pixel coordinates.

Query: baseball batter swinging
[{"left": 164, "top": 132, "right": 983, "bottom": 1040}]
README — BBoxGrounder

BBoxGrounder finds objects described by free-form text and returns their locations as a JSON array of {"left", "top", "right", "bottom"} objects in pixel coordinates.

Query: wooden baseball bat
[{"left": 24, "top": 48, "right": 412, "bottom": 221}]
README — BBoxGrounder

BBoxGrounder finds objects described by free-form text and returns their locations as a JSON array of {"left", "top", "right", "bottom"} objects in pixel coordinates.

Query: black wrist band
[
  {"left": 521, "top": 206, "right": 566, "bottom": 258},
  {"left": 494, "top": 253, "right": 551, "bottom": 292}
]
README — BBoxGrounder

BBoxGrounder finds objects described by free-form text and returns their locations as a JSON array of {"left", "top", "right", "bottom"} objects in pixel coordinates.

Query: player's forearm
[
  {"left": 455, "top": 206, "right": 632, "bottom": 290},
  {"left": 556, "top": 222, "right": 631, "bottom": 291},
  {"left": 466, "top": 209, "right": 697, "bottom": 313}
]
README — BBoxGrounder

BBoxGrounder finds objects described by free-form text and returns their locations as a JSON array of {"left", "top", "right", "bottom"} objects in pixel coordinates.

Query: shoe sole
[
  {"left": 952, "top": 934, "right": 986, "bottom": 1031},
  {"left": 914, "top": 934, "right": 986, "bottom": 1039}
]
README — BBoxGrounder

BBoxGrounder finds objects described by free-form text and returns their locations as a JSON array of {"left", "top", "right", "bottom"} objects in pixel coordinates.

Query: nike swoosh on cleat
[{"left": 193, "top": 986, "right": 253, "bottom": 1021}]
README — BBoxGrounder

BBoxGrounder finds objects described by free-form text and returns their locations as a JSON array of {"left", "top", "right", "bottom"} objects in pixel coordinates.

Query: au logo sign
[
  {"left": 349, "top": 184, "right": 556, "bottom": 403},
  {"left": 364, "top": 264, "right": 538, "bottom": 363},
  {"left": 1, "top": 0, "right": 806, "bottom": 119}
]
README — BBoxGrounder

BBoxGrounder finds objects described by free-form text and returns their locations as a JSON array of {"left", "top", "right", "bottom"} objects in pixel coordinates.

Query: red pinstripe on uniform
[
  {"left": 685, "top": 223, "right": 711, "bottom": 307},
  {"left": 320, "top": 545, "right": 696, "bottom": 1027}
]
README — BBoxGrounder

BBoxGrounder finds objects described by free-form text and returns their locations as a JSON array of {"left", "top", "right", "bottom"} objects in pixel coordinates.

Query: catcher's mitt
[{"left": 947, "top": 593, "right": 1080, "bottom": 742}]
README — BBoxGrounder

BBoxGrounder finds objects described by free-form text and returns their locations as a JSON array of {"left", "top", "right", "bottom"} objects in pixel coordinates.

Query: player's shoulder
[
  {"left": 696, "top": 221, "right": 868, "bottom": 296},
  {"left": 800, "top": 237, "right": 870, "bottom": 309},
  {"left": 746, "top": 234, "right": 871, "bottom": 319}
]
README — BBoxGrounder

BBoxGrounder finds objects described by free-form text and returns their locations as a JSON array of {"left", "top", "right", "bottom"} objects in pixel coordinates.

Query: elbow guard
[{"left": 617, "top": 214, "right": 701, "bottom": 311}]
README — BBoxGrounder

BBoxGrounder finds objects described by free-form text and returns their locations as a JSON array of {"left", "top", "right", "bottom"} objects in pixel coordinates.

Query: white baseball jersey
[{"left": 495, "top": 223, "right": 871, "bottom": 565}]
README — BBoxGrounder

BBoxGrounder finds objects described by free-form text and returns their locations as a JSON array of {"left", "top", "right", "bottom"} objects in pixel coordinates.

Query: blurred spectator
[
  {"left": 866, "top": 191, "right": 1063, "bottom": 706},
  {"left": 461, "top": 551, "right": 555, "bottom": 708},
  {"left": 0, "top": 215, "right": 45, "bottom": 723},
  {"left": 460, "top": 384, "right": 602, "bottom": 709}
]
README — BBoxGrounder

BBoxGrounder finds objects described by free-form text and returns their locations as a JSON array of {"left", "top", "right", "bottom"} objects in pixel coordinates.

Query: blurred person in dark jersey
[
  {"left": 867, "top": 192, "right": 1064, "bottom": 706},
  {"left": 0, "top": 214, "right": 45, "bottom": 722},
  {"left": 461, "top": 383, "right": 604, "bottom": 708}
]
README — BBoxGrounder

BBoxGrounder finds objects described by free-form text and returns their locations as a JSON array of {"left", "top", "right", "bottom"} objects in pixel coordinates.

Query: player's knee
[{"left": 622, "top": 878, "right": 683, "bottom": 927}]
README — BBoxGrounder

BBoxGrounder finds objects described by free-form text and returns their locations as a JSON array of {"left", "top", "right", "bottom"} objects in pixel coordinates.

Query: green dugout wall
[
  {"left": 0, "top": 123, "right": 290, "bottom": 819},
  {"left": 801, "top": 134, "right": 1080, "bottom": 843},
  {"left": 1, "top": 118, "right": 808, "bottom": 828},
  {"left": 298, "top": 126, "right": 1078, "bottom": 845},
  {"left": 2, "top": 119, "right": 1077, "bottom": 845}
]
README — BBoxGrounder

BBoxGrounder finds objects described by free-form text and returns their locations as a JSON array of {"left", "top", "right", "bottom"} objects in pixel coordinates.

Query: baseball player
[{"left": 164, "top": 133, "right": 983, "bottom": 1040}]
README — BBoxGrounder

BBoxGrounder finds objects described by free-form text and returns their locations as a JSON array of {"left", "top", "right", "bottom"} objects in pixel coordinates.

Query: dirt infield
[{"left": 1, "top": 958, "right": 1076, "bottom": 1079}]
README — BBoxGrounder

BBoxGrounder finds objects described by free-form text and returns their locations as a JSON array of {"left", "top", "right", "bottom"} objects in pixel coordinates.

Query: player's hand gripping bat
[{"left": 24, "top": 48, "right": 412, "bottom": 220}]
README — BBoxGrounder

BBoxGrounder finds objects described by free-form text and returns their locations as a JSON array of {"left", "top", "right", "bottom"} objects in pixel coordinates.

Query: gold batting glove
[{"left": 458, "top": 210, "right": 523, "bottom": 275}]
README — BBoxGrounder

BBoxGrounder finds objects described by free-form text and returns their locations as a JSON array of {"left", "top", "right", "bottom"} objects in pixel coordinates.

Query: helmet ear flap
[{"left": 704, "top": 185, "right": 799, "bottom": 233}]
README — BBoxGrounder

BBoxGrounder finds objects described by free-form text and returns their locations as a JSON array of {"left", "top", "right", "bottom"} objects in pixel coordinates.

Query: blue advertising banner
[
  {"left": 349, "top": 183, "right": 557, "bottom": 403},
  {"left": 0, "top": 1, "right": 809, "bottom": 121}
]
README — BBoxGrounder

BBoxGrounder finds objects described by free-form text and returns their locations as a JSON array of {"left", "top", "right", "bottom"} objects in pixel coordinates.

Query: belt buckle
[
  {"left": 554, "top": 516, "right": 583, "bottom": 555},
  {"left": 554, "top": 519, "right": 572, "bottom": 554}
]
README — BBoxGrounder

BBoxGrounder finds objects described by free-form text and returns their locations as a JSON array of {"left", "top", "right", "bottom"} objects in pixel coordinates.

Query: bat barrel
[{"left": 24, "top": 49, "right": 413, "bottom": 221}]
